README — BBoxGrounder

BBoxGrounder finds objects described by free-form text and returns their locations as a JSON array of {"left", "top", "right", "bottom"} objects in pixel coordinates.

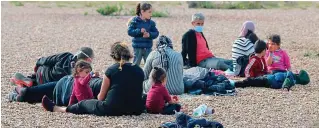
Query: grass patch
[
  {"left": 10, "top": 1, "right": 24, "bottom": 6},
  {"left": 38, "top": 5, "right": 51, "bottom": 8},
  {"left": 152, "top": 10, "right": 169, "bottom": 17},
  {"left": 96, "top": 4, "right": 123, "bottom": 16},
  {"left": 84, "top": 11, "right": 88, "bottom": 16},
  {"left": 187, "top": 1, "right": 316, "bottom": 9},
  {"left": 187, "top": 1, "right": 264, "bottom": 9},
  {"left": 304, "top": 52, "right": 312, "bottom": 57},
  {"left": 56, "top": 2, "right": 68, "bottom": 8},
  {"left": 123, "top": 8, "right": 136, "bottom": 16},
  {"left": 158, "top": 1, "right": 182, "bottom": 6}
]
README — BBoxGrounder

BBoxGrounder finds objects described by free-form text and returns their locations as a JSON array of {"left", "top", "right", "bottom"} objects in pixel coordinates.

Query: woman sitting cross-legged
[
  {"left": 143, "top": 35, "right": 184, "bottom": 95},
  {"left": 41, "top": 42, "right": 145, "bottom": 116}
]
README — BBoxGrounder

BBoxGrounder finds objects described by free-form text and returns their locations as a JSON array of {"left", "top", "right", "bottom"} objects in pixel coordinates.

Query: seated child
[
  {"left": 244, "top": 40, "right": 268, "bottom": 78},
  {"left": 235, "top": 70, "right": 310, "bottom": 91},
  {"left": 265, "top": 34, "right": 291, "bottom": 74},
  {"left": 146, "top": 67, "right": 181, "bottom": 115},
  {"left": 68, "top": 60, "right": 98, "bottom": 105},
  {"left": 235, "top": 40, "right": 310, "bottom": 90}
]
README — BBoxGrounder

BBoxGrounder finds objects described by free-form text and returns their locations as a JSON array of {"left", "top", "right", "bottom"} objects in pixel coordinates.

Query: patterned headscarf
[{"left": 156, "top": 35, "right": 173, "bottom": 71}]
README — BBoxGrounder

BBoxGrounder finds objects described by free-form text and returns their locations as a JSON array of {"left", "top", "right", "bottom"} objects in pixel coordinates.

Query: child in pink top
[
  {"left": 68, "top": 60, "right": 98, "bottom": 106},
  {"left": 265, "top": 34, "right": 291, "bottom": 74}
]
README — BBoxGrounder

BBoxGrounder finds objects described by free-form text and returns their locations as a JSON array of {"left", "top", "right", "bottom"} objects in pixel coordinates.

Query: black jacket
[
  {"left": 35, "top": 52, "right": 74, "bottom": 84},
  {"left": 181, "top": 29, "right": 209, "bottom": 67}
]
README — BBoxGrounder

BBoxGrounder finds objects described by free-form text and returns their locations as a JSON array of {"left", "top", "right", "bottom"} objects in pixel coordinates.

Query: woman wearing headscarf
[
  {"left": 143, "top": 35, "right": 184, "bottom": 95},
  {"left": 232, "top": 21, "right": 259, "bottom": 76}
]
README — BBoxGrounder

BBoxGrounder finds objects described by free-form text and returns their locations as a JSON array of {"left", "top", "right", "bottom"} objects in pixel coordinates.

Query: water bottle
[{"left": 193, "top": 104, "right": 214, "bottom": 117}]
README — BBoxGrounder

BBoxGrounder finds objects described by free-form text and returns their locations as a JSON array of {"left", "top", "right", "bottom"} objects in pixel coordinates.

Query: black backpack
[{"left": 234, "top": 55, "right": 251, "bottom": 77}]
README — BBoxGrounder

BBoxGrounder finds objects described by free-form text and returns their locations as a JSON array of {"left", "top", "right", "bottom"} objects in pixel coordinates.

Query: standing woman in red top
[{"left": 181, "top": 13, "right": 232, "bottom": 71}]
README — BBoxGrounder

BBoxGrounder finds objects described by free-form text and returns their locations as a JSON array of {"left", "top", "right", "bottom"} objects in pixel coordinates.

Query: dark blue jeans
[{"left": 24, "top": 81, "right": 57, "bottom": 103}]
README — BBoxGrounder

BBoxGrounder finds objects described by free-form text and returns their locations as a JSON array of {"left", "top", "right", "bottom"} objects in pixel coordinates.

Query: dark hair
[
  {"left": 76, "top": 47, "right": 94, "bottom": 60},
  {"left": 254, "top": 40, "right": 267, "bottom": 54},
  {"left": 246, "top": 30, "right": 259, "bottom": 44},
  {"left": 110, "top": 42, "right": 132, "bottom": 71},
  {"left": 151, "top": 67, "right": 167, "bottom": 84},
  {"left": 136, "top": 2, "right": 152, "bottom": 16},
  {"left": 72, "top": 60, "right": 92, "bottom": 77},
  {"left": 268, "top": 34, "right": 281, "bottom": 45}
]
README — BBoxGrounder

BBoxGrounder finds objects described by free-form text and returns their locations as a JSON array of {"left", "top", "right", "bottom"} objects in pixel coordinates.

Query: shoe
[
  {"left": 296, "top": 70, "right": 310, "bottom": 85},
  {"left": 8, "top": 91, "right": 23, "bottom": 102},
  {"left": 15, "top": 86, "right": 27, "bottom": 95},
  {"left": 223, "top": 80, "right": 235, "bottom": 90},
  {"left": 11, "top": 73, "right": 33, "bottom": 87},
  {"left": 282, "top": 78, "right": 294, "bottom": 91},
  {"left": 42, "top": 95, "right": 55, "bottom": 112}
]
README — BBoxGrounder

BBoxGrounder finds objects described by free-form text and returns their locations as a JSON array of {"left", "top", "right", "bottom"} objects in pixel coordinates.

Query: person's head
[
  {"left": 110, "top": 42, "right": 133, "bottom": 71},
  {"left": 136, "top": 2, "right": 152, "bottom": 20},
  {"left": 191, "top": 13, "right": 205, "bottom": 33},
  {"left": 268, "top": 34, "right": 281, "bottom": 52},
  {"left": 72, "top": 60, "right": 92, "bottom": 77},
  {"left": 150, "top": 67, "right": 167, "bottom": 85},
  {"left": 239, "top": 21, "right": 255, "bottom": 37},
  {"left": 75, "top": 47, "right": 94, "bottom": 63},
  {"left": 157, "top": 35, "right": 173, "bottom": 49},
  {"left": 254, "top": 40, "right": 267, "bottom": 57}
]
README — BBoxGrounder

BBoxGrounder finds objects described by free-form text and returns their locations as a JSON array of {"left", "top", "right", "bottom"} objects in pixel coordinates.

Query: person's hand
[
  {"left": 141, "top": 28, "right": 146, "bottom": 33},
  {"left": 92, "top": 72, "right": 100, "bottom": 77},
  {"left": 172, "top": 96, "right": 178, "bottom": 102},
  {"left": 143, "top": 32, "right": 150, "bottom": 38}
]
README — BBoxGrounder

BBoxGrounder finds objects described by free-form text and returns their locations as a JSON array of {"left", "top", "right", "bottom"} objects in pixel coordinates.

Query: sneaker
[
  {"left": 15, "top": 86, "right": 27, "bottom": 96},
  {"left": 223, "top": 80, "right": 235, "bottom": 90},
  {"left": 282, "top": 78, "right": 294, "bottom": 91},
  {"left": 42, "top": 95, "right": 55, "bottom": 112},
  {"left": 11, "top": 73, "right": 33, "bottom": 87},
  {"left": 8, "top": 91, "right": 23, "bottom": 102}
]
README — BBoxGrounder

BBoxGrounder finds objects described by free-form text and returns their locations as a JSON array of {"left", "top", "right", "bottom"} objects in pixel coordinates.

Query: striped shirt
[
  {"left": 143, "top": 48, "right": 184, "bottom": 95},
  {"left": 232, "top": 37, "right": 255, "bottom": 72}
]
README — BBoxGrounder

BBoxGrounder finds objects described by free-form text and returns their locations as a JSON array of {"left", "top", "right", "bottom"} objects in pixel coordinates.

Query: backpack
[{"left": 234, "top": 55, "right": 250, "bottom": 77}]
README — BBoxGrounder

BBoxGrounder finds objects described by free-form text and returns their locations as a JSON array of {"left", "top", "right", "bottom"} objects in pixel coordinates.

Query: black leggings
[
  {"left": 235, "top": 76, "right": 270, "bottom": 88},
  {"left": 66, "top": 99, "right": 109, "bottom": 116},
  {"left": 66, "top": 99, "right": 143, "bottom": 116},
  {"left": 161, "top": 104, "right": 182, "bottom": 115}
]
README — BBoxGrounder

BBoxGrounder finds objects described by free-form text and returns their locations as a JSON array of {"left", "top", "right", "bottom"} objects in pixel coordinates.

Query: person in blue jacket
[{"left": 127, "top": 2, "right": 159, "bottom": 66}]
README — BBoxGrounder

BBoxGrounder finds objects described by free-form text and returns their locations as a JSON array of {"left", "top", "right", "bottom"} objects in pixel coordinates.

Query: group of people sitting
[{"left": 8, "top": 2, "right": 310, "bottom": 119}]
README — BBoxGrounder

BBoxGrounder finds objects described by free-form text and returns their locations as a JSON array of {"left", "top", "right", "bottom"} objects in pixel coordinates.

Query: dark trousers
[
  {"left": 161, "top": 104, "right": 182, "bottom": 115},
  {"left": 24, "top": 81, "right": 57, "bottom": 103},
  {"left": 235, "top": 76, "right": 270, "bottom": 88},
  {"left": 66, "top": 99, "right": 109, "bottom": 116},
  {"left": 66, "top": 99, "right": 143, "bottom": 116}
]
